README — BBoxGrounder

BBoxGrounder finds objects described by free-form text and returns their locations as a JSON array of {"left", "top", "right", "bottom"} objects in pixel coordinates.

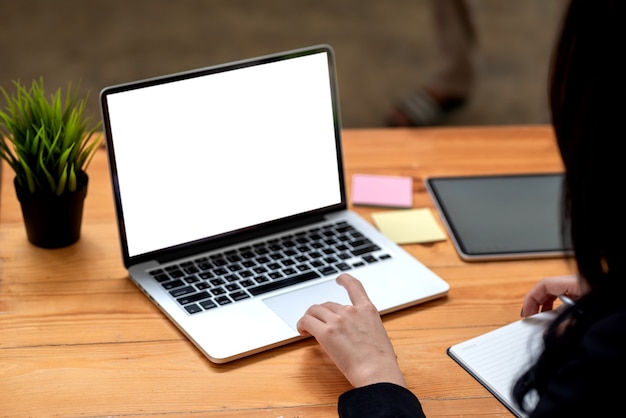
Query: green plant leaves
[{"left": 0, "top": 77, "right": 101, "bottom": 195}]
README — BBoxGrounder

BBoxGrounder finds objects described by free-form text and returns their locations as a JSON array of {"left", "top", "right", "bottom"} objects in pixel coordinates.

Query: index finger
[{"left": 336, "top": 273, "right": 373, "bottom": 306}]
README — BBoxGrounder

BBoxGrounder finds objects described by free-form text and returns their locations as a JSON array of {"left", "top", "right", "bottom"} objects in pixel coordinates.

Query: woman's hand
[
  {"left": 296, "top": 274, "right": 406, "bottom": 388},
  {"left": 521, "top": 274, "right": 584, "bottom": 317}
]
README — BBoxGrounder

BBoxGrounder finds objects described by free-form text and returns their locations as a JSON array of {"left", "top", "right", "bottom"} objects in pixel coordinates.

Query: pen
[{"left": 558, "top": 294, "right": 575, "bottom": 306}]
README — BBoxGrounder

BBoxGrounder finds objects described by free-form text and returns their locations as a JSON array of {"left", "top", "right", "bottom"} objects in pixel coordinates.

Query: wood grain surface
[{"left": 0, "top": 125, "right": 573, "bottom": 417}]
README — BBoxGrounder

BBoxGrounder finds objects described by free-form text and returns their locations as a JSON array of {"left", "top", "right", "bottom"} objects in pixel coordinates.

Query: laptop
[{"left": 100, "top": 44, "right": 449, "bottom": 363}]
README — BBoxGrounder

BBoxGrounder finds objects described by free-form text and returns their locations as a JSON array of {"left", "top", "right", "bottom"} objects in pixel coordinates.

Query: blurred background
[{"left": 1, "top": 0, "right": 566, "bottom": 129}]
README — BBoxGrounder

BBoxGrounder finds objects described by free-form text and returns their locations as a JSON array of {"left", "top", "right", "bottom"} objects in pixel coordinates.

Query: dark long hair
[{"left": 513, "top": 0, "right": 626, "bottom": 412}]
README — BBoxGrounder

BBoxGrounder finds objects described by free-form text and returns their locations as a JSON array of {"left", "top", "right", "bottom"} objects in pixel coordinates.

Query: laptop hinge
[{"left": 154, "top": 213, "right": 327, "bottom": 264}]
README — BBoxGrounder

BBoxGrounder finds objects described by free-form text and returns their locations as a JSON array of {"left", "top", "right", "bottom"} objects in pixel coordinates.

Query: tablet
[{"left": 425, "top": 173, "right": 573, "bottom": 261}]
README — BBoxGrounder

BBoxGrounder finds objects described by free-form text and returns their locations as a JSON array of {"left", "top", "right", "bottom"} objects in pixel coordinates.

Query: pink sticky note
[{"left": 351, "top": 174, "right": 413, "bottom": 208}]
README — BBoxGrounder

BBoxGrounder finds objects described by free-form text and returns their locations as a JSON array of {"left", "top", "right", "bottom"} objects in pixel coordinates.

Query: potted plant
[{"left": 0, "top": 77, "right": 101, "bottom": 248}]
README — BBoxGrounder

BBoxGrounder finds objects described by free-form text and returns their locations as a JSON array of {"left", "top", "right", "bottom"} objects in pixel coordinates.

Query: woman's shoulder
[
  {"left": 530, "top": 307, "right": 626, "bottom": 416},
  {"left": 582, "top": 307, "right": 626, "bottom": 354},
  {"left": 590, "top": 307, "right": 626, "bottom": 329}
]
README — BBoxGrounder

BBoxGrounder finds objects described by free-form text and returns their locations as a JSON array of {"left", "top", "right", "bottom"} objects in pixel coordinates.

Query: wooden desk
[{"left": 1, "top": 126, "right": 573, "bottom": 417}]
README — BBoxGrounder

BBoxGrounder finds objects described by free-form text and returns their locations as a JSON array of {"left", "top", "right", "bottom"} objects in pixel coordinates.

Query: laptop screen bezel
[{"left": 100, "top": 44, "right": 347, "bottom": 267}]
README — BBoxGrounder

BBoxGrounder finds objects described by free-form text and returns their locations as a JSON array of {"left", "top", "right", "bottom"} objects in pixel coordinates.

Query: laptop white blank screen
[{"left": 105, "top": 51, "right": 341, "bottom": 257}]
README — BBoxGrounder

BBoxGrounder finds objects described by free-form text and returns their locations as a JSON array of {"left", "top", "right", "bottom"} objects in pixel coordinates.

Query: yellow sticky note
[{"left": 371, "top": 208, "right": 447, "bottom": 244}]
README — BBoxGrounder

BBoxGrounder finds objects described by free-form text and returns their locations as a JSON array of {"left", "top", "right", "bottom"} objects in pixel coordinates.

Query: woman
[{"left": 297, "top": 1, "right": 626, "bottom": 416}]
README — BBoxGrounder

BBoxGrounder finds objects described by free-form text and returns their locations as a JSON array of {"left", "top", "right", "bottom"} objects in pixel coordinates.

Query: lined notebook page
[{"left": 448, "top": 310, "right": 559, "bottom": 418}]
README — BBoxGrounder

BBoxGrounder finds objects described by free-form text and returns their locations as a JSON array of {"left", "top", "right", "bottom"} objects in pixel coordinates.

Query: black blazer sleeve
[{"left": 337, "top": 382, "right": 426, "bottom": 418}]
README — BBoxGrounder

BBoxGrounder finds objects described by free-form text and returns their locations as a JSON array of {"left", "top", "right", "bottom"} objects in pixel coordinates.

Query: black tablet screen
[{"left": 426, "top": 173, "right": 572, "bottom": 261}]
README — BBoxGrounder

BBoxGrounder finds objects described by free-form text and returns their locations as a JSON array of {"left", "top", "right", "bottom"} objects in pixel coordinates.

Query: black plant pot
[{"left": 14, "top": 175, "right": 88, "bottom": 249}]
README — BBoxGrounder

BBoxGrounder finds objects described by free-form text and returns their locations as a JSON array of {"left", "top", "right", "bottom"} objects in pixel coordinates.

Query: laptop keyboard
[{"left": 148, "top": 221, "right": 392, "bottom": 314}]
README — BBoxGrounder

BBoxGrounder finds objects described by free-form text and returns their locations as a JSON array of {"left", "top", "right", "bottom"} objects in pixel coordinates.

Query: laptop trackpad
[{"left": 263, "top": 279, "right": 351, "bottom": 331}]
